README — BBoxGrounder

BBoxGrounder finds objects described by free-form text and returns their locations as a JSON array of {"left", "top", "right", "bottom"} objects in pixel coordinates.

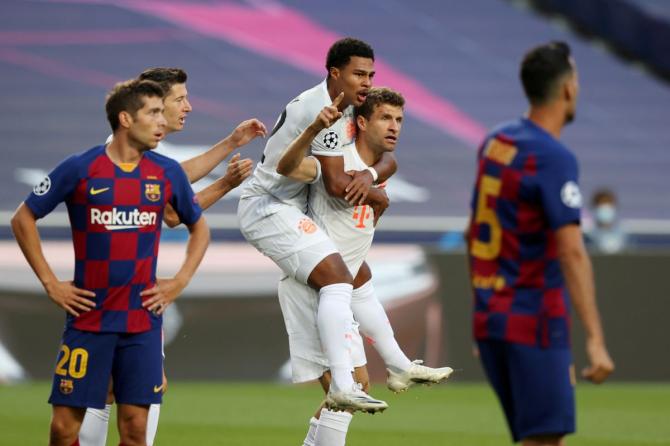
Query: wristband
[{"left": 366, "top": 166, "right": 379, "bottom": 183}]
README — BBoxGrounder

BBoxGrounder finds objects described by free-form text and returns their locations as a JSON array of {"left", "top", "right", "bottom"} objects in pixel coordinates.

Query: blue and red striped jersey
[
  {"left": 25, "top": 145, "right": 202, "bottom": 334},
  {"left": 468, "top": 118, "right": 582, "bottom": 348}
]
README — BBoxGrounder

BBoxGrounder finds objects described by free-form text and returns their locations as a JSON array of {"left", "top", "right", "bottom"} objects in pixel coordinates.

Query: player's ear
[
  {"left": 356, "top": 115, "right": 367, "bottom": 132},
  {"left": 329, "top": 66, "right": 340, "bottom": 81},
  {"left": 118, "top": 111, "right": 133, "bottom": 129}
]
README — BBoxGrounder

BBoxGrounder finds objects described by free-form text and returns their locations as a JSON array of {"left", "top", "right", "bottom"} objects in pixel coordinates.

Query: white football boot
[
  {"left": 325, "top": 382, "right": 388, "bottom": 414},
  {"left": 386, "top": 360, "right": 454, "bottom": 393}
]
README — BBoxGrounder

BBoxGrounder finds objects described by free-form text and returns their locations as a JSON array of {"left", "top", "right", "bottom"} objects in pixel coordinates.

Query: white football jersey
[
  {"left": 241, "top": 79, "right": 355, "bottom": 214},
  {"left": 308, "top": 142, "right": 376, "bottom": 276}
]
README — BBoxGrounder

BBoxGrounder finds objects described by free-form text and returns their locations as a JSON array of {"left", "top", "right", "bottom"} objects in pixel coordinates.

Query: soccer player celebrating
[
  {"left": 277, "top": 87, "right": 454, "bottom": 446},
  {"left": 467, "top": 41, "right": 614, "bottom": 445},
  {"left": 79, "top": 67, "right": 265, "bottom": 446},
  {"left": 238, "top": 38, "right": 394, "bottom": 412},
  {"left": 11, "top": 79, "right": 210, "bottom": 446}
]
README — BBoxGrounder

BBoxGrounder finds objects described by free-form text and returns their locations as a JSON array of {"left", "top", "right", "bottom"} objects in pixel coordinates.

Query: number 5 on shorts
[{"left": 55, "top": 345, "right": 89, "bottom": 379}]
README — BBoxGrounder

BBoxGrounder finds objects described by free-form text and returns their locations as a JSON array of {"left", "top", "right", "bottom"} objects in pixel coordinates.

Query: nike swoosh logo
[
  {"left": 153, "top": 384, "right": 164, "bottom": 393},
  {"left": 90, "top": 187, "right": 110, "bottom": 195}
]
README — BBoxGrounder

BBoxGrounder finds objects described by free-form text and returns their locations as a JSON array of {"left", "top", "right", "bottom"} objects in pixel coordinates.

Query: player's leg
[
  {"left": 507, "top": 343, "right": 575, "bottom": 445},
  {"left": 350, "top": 263, "right": 453, "bottom": 392},
  {"left": 113, "top": 328, "right": 163, "bottom": 445},
  {"left": 48, "top": 329, "right": 117, "bottom": 446},
  {"left": 116, "top": 404, "right": 149, "bottom": 446},
  {"left": 79, "top": 379, "right": 114, "bottom": 446}
]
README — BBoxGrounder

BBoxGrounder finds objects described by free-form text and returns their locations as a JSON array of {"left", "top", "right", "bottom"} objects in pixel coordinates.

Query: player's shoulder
[
  {"left": 63, "top": 145, "right": 106, "bottom": 169},
  {"left": 144, "top": 150, "right": 181, "bottom": 168},
  {"left": 286, "top": 80, "right": 329, "bottom": 119}
]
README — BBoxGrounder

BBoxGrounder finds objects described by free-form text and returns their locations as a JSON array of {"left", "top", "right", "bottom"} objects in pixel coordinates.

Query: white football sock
[
  {"left": 317, "top": 283, "right": 355, "bottom": 392},
  {"left": 351, "top": 280, "right": 413, "bottom": 372},
  {"left": 146, "top": 403, "right": 160, "bottom": 446},
  {"left": 78, "top": 404, "right": 111, "bottom": 446},
  {"left": 314, "top": 408, "right": 352, "bottom": 446},
  {"left": 302, "top": 416, "right": 320, "bottom": 446}
]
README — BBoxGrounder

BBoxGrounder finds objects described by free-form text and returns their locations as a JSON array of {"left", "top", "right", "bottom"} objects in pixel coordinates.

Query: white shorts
[
  {"left": 277, "top": 276, "right": 366, "bottom": 383},
  {"left": 238, "top": 196, "right": 338, "bottom": 284}
]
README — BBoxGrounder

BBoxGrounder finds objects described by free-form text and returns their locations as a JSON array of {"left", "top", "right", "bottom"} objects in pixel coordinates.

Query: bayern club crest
[{"left": 145, "top": 183, "right": 161, "bottom": 202}]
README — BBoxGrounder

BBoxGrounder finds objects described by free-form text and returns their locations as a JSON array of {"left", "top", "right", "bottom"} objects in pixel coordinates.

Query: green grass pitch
[{"left": 1, "top": 382, "right": 668, "bottom": 445}]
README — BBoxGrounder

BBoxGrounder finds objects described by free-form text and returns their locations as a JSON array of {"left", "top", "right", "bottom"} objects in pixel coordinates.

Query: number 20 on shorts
[{"left": 55, "top": 344, "right": 89, "bottom": 379}]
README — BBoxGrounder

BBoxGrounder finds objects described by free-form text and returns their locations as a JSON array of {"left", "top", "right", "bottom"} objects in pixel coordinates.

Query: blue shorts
[
  {"left": 49, "top": 327, "right": 163, "bottom": 409},
  {"left": 477, "top": 340, "right": 575, "bottom": 442}
]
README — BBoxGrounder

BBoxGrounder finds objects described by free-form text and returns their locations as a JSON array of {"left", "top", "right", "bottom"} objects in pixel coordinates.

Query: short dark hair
[
  {"left": 520, "top": 41, "right": 573, "bottom": 105},
  {"left": 592, "top": 188, "right": 617, "bottom": 207},
  {"left": 105, "top": 79, "right": 164, "bottom": 131},
  {"left": 326, "top": 38, "right": 374, "bottom": 72},
  {"left": 138, "top": 67, "right": 188, "bottom": 94},
  {"left": 354, "top": 87, "right": 405, "bottom": 121}
]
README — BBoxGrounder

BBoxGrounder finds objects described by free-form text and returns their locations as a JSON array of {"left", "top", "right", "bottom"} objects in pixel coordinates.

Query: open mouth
[
  {"left": 385, "top": 135, "right": 397, "bottom": 143},
  {"left": 357, "top": 91, "right": 368, "bottom": 103},
  {"left": 178, "top": 117, "right": 185, "bottom": 125}
]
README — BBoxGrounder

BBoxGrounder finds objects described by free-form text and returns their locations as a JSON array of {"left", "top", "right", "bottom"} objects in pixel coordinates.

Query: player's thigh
[
  {"left": 112, "top": 328, "right": 163, "bottom": 406},
  {"left": 353, "top": 261, "right": 372, "bottom": 288},
  {"left": 278, "top": 277, "right": 330, "bottom": 383},
  {"left": 49, "top": 328, "right": 117, "bottom": 409},
  {"left": 507, "top": 343, "right": 575, "bottom": 442},
  {"left": 238, "top": 200, "right": 339, "bottom": 284}
]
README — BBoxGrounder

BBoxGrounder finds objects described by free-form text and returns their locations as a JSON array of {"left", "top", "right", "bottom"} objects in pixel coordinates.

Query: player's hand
[
  {"left": 344, "top": 169, "right": 374, "bottom": 205},
  {"left": 45, "top": 280, "right": 96, "bottom": 317},
  {"left": 140, "top": 277, "right": 187, "bottom": 315},
  {"left": 161, "top": 370, "right": 168, "bottom": 395},
  {"left": 582, "top": 338, "right": 615, "bottom": 384},
  {"left": 367, "top": 188, "right": 390, "bottom": 227},
  {"left": 229, "top": 118, "right": 267, "bottom": 148},
  {"left": 223, "top": 153, "right": 254, "bottom": 189},
  {"left": 311, "top": 92, "right": 344, "bottom": 132}
]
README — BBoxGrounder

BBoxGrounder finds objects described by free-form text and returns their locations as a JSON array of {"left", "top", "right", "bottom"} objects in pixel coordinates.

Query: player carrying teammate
[
  {"left": 238, "top": 38, "right": 396, "bottom": 412},
  {"left": 11, "top": 79, "right": 210, "bottom": 446},
  {"left": 278, "top": 87, "right": 453, "bottom": 445}
]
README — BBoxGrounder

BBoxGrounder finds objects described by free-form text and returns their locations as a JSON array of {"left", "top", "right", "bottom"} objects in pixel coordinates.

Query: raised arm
[
  {"left": 556, "top": 224, "right": 614, "bottom": 383},
  {"left": 164, "top": 153, "right": 254, "bottom": 228},
  {"left": 180, "top": 118, "right": 266, "bottom": 183},
  {"left": 142, "top": 216, "right": 210, "bottom": 314},
  {"left": 11, "top": 203, "right": 96, "bottom": 316},
  {"left": 276, "top": 92, "right": 344, "bottom": 183}
]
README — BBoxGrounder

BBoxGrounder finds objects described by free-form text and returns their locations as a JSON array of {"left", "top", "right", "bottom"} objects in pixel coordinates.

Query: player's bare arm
[
  {"left": 344, "top": 152, "right": 397, "bottom": 204},
  {"left": 11, "top": 203, "right": 96, "bottom": 316},
  {"left": 555, "top": 224, "right": 615, "bottom": 384},
  {"left": 276, "top": 93, "right": 344, "bottom": 182},
  {"left": 180, "top": 118, "right": 266, "bottom": 183},
  {"left": 164, "top": 153, "right": 254, "bottom": 227},
  {"left": 141, "top": 216, "right": 210, "bottom": 314}
]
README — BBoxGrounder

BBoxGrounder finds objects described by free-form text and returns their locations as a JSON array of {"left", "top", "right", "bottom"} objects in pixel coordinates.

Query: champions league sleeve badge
[
  {"left": 323, "top": 131, "right": 339, "bottom": 150},
  {"left": 33, "top": 175, "right": 51, "bottom": 196}
]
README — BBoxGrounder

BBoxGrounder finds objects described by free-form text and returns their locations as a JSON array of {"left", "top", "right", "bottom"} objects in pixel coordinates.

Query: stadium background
[{"left": 0, "top": 0, "right": 669, "bottom": 444}]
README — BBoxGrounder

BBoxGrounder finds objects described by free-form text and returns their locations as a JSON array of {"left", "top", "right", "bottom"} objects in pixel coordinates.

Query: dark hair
[
  {"left": 592, "top": 188, "right": 617, "bottom": 206},
  {"left": 138, "top": 67, "right": 188, "bottom": 94},
  {"left": 354, "top": 87, "right": 405, "bottom": 121},
  {"left": 520, "top": 41, "right": 573, "bottom": 105},
  {"left": 326, "top": 38, "right": 374, "bottom": 72},
  {"left": 105, "top": 79, "right": 164, "bottom": 131}
]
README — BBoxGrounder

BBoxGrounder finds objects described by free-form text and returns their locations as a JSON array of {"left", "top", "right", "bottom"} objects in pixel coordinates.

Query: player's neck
[
  {"left": 527, "top": 106, "right": 564, "bottom": 139},
  {"left": 106, "top": 133, "right": 145, "bottom": 165},
  {"left": 326, "top": 79, "right": 348, "bottom": 111},
  {"left": 355, "top": 138, "right": 379, "bottom": 166}
]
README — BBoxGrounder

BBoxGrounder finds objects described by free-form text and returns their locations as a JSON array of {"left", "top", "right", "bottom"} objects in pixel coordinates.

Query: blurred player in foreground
[
  {"left": 277, "top": 87, "right": 453, "bottom": 446},
  {"left": 80, "top": 67, "right": 265, "bottom": 446},
  {"left": 238, "top": 38, "right": 397, "bottom": 412},
  {"left": 11, "top": 79, "right": 210, "bottom": 446},
  {"left": 467, "top": 41, "right": 614, "bottom": 445}
]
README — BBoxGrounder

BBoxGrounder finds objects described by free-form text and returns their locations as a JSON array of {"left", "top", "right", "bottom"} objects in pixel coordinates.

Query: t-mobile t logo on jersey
[{"left": 90, "top": 208, "right": 158, "bottom": 230}]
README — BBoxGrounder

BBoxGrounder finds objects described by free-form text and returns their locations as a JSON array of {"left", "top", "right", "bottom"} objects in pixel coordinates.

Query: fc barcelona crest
[
  {"left": 145, "top": 183, "right": 161, "bottom": 202},
  {"left": 60, "top": 378, "right": 74, "bottom": 395}
]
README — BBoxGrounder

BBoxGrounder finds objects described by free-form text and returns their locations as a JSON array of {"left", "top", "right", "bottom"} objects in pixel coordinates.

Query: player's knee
[
  {"left": 49, "top": 418, "right": 78, "bottom": 445},
  {"left": 118, "top": 413, "right": 147, "bottom": 445},
  {"left": 309, "top": 254, "right": 353, "bottom": 288},
  {"left": 522, "top": 434, "right": 565, "bottom": 446}
]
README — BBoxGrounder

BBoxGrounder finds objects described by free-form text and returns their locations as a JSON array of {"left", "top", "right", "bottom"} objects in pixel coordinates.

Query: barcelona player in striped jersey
[
  {"left": 11, "top": 79, "right": 210, "bottom": 446},
  {"left": 79, "top": 68, "right": 266, "bottom": 446},
  {"left": 467, "top": 42, "right": 614, "bottom": 445}
]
